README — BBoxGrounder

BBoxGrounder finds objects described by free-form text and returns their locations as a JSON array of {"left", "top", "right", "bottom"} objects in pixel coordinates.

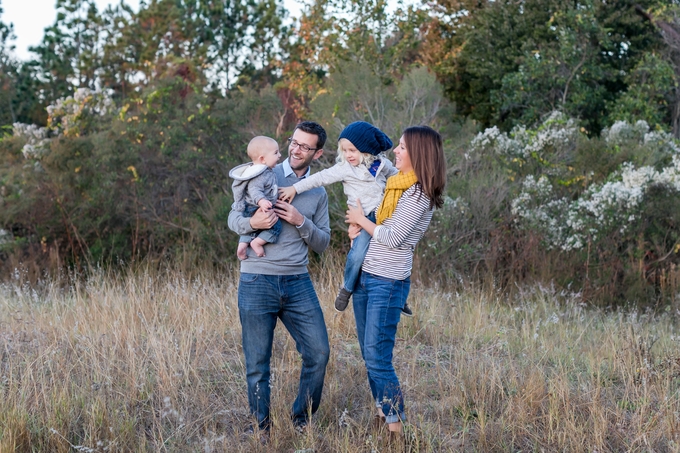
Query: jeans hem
[{"left": 384, "top": 413, "right": 406, "bottom": 424}]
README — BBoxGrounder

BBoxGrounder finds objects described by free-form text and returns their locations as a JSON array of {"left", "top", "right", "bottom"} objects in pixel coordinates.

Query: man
[{"left": 228, "top": 121, "right": 331, "bottom": 434}]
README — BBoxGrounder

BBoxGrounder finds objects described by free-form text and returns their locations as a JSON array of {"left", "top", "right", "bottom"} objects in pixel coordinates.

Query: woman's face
[{"left": 394, "top": 135, "right": 413, "bottom": 173}]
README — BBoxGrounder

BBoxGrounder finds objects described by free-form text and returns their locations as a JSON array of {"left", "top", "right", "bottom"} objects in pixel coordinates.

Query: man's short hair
[{"left": 294, "top": 121, "right": 327, "bottom": 150}]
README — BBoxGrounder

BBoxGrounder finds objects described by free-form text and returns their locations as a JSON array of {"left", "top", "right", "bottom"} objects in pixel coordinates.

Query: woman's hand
[
  {"left": 346, "top": 199, "right": 377, "bottom": 238},
  {"left": 345, "top": 199, "right": 365, "bottom": 225},
  {"left": 348, "top": 223, "right": 362, "bottom": 240}
]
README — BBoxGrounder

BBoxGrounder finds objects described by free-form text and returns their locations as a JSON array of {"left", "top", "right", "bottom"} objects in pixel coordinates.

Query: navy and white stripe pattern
[{"left": 362, "top": 185, "right": 433, "bottom": 281}]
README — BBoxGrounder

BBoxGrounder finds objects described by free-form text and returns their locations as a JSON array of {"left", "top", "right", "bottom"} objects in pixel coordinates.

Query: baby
[{"left": 229, "top": 136, "right": 282, "bottom": 259}]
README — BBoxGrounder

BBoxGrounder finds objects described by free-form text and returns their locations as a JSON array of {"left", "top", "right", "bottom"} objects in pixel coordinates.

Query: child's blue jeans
[
  {"left": 343, "top": 211, "right": 375, "bottom": 293},
  {"left": 239, "top": 202, "right": 282, "bottom": 244}
]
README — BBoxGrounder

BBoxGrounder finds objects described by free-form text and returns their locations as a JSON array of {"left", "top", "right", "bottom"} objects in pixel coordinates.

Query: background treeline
[{"left": 3, "top": 0, "right": 680, "bottom": 305}]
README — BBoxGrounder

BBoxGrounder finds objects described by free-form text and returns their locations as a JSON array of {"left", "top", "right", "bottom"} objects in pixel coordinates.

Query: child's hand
[
  {"left": 278, "top": 186, "right": 297, "bottom": 202},
  {"left": 258, "top": 199, "right": 273, "bottom": 210}
]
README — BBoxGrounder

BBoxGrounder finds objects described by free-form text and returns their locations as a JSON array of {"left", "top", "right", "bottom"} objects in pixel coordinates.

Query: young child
[
  {"left": 278, "top": 121, "right": 413, "bottom": 316},
  {"left": 229, "top": 136, "right": 282, "bottom": 260}
]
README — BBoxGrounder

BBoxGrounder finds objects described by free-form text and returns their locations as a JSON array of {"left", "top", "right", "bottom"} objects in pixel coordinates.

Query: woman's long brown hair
[{"left": 403, "top": 125, "right": 446, "bottom": 209}]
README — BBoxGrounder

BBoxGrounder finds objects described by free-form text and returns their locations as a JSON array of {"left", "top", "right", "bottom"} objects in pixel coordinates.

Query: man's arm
[{"left": 300, "top": 193, "right": 331, "bottom": 254}]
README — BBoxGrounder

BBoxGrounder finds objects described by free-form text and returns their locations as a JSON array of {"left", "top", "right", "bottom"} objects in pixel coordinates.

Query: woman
[{"left": 345, "top": 125, "right": 446, "bottom": 435}]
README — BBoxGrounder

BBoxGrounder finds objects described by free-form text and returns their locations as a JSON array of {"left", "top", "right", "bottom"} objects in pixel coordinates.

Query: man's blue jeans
[
  {"left": 342, "top": 212, "right": 375, "bottom": 292},
  {"left": 238, "top": 273, "right": 330, "bottom": 430},
  {"left": 352, "top": 271, "right": 409, "bottom": 423}
]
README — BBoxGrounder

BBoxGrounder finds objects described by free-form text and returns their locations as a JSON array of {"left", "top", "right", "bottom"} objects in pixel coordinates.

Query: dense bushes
[
  {"left": 423, "top": 113, "right": 680, "bottom": 304},
  {"left": 0, "top": 66, "right": 285, "bottom": 267},
  {"left": 4, "top": 60, "right": 680, "bottom": 305},
  {"left": 0, "top": 65, "right": 454, "bottom": 266}
]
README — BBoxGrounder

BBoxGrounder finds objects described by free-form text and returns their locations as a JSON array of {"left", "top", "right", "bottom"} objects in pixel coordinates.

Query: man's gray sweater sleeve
[
  {"left": 297, "top": 190, "right": 331, "bottom": 254},
  {"left": 228, "top": 209, "right": 255, "bottom": 236}
]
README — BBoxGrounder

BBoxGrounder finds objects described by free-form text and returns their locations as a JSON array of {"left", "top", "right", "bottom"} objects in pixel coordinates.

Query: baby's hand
[
  {"left": 278, "top": 186, "right": 297, "bottom": 202},
  {"left": 258, "top": 199, "right": 272, "bottom": 210}
]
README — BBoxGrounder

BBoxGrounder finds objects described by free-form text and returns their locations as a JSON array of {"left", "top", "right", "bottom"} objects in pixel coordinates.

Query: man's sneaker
[
  {"left": 401, "top": 303, "right": 414, "bottom": 317},
  {"left": 293, "top": 421, "right": 309, "bottom": 435},
  {"left": 241, "top": 424, "right": 269, "bottom": 445},
  {"left": 334, "top": 287, "right": 352, "bottom": 312}
]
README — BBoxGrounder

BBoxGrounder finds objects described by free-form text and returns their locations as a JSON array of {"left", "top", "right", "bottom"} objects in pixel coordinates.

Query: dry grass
[{"left": 2, "top": 263, "right": 680, "bottom": 452}]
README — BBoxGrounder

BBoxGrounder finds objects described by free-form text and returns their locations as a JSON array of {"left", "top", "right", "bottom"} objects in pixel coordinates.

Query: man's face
[{"left": 287, "top": 129, "right": 323, "bottom": 176}]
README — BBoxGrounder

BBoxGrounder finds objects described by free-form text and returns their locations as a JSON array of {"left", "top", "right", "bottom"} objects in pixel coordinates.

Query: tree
[
  {"left": 278, "top": 0, "right": 426, "bottom": 122},
  {"left": 423, "top": 0, "right": 664, "bottom": 132},
  {"left": 30, "top": 0, "right": 104, "bottom": 102},
  {"left": 0, "top": 0, "right": 17, "bottom": 127},
  {"left": 608, "top": 52, "right": 676, "bottom": 129},
  {"left": 635, "top": 3, "right": 680, "bottom": 136}
]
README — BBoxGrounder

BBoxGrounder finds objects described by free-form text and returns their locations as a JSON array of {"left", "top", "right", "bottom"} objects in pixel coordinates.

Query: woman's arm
[{"left": 372, "top": 187, "right": 431, "bottom": 248}]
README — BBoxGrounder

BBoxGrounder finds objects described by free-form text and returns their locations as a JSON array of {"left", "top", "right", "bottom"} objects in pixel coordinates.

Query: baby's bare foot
[
  {"left": 250, "top": 240, "right": 266, "bottom": 257},
  {"left": 237, "top": 242, "right": 248, "bottom": 260}
]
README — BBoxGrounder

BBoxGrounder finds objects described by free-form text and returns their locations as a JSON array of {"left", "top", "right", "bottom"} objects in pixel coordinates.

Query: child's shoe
[
  {"left": 401, "top": 302, "right": 413, "bottom": 317},
  {"left": 334, "top": 287, "right": 352, "bottom": 312}
]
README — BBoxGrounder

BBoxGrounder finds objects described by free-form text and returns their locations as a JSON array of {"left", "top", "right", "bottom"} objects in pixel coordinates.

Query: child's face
[
  {"left": 339, "top": 139, "right": 363, "bottom": 167},
  {"left": 261, "top": 144, "right": 281, "bottom": 168}
]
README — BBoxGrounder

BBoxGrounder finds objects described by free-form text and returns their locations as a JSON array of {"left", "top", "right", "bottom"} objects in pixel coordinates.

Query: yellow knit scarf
[{"left": 376, "top": 171, "right": 418, "bottom": 225}]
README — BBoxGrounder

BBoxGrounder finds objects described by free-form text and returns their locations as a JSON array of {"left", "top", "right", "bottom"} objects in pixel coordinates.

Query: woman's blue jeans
[
  {"left": 352, "top": 271, "right": 409, "bottom": 423},
  {"left": 238, "top": 273, "right": 330, "bottom": 430},
  {"left": 342, "top": 212, "right": 375, "bottom": 292}
]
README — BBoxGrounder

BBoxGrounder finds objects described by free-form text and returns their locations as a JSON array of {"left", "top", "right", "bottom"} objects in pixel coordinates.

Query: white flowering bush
[
  {"left": 603, "top": 120, "right": 650, "bottom": 145},
  {"left": 470, "top": 111, "right": 579, "bottom": 174},
  {"left": 0, "top": 229, "right": 10, "bottom": 245},
  {"left": 13, "top": 123, "right": 51, "bottom": 160},
  {"left": 513, "top": 136, "right": 680, "bottom": 252},
  {"left": 602, "top": 119, "right": 680, "bottom": 157},
  {"left": 12, "top": 123, "right": 50, "bottom": 160},
  {"left": 449, "top": 114, "right": 680, "bottom": 302},
  {"left": 46, "top": 88, "right": 115, "bottom": 137}
]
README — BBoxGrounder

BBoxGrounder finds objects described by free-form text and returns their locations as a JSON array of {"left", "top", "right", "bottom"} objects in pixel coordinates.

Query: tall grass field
[{"left": 1, "top": 262, "right": 680, "bottom": 452}]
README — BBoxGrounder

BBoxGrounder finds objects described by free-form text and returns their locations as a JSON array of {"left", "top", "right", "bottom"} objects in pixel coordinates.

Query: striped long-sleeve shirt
[{"left": 362, "top": 185, "right": 434, "bottom": 281}]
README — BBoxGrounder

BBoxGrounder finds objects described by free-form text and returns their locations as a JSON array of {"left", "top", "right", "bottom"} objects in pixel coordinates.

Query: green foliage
[
  {"left": 0, "top": 65, "right": 285, "bottom": 266},
  {"left": 425, "top": 0, "right": 664, "bottom": 133},
  {"left": 608, "top": 53, "right": 677, "bottom": 129},
  {"left": 279, "top": 0, "right": 426, "bottom": 118}
]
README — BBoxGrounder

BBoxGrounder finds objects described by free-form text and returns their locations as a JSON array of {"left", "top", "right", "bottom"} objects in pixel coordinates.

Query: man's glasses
[{"left": 287, "top": 137, "right": 319, "bottom": 153}]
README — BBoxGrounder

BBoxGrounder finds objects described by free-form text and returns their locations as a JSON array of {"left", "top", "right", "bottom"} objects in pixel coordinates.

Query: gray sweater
[{"left": 228, "top": 162, "right": 331, "bottom": 275}]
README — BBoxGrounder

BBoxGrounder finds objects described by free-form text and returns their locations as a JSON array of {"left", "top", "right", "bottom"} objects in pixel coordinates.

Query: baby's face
[{"left": 262, "top": 144, "right": 281, "bottom": 168}]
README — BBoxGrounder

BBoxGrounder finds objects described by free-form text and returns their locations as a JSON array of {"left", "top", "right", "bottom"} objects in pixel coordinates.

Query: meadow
[{"left": 1, "top": 258, "right": 680, "bottom": 453}]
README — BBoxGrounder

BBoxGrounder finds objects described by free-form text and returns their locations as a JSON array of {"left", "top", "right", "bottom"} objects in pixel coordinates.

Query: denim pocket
[{"left": 240, "top": 273, "right": 259, "bottom": 283}]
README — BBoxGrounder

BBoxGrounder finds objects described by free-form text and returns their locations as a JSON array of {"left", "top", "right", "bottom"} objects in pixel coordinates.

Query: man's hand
[
  {"left": 249, "top": 205, "right": 278, "bottom": 230},
  {"left": 274, "top": 200, "right": 305, "bottom": 227}
]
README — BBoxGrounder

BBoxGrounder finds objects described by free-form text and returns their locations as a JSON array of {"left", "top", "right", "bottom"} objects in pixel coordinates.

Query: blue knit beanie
[{"left": 338, "top": 121, "right": 393, "bottom": 156}]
